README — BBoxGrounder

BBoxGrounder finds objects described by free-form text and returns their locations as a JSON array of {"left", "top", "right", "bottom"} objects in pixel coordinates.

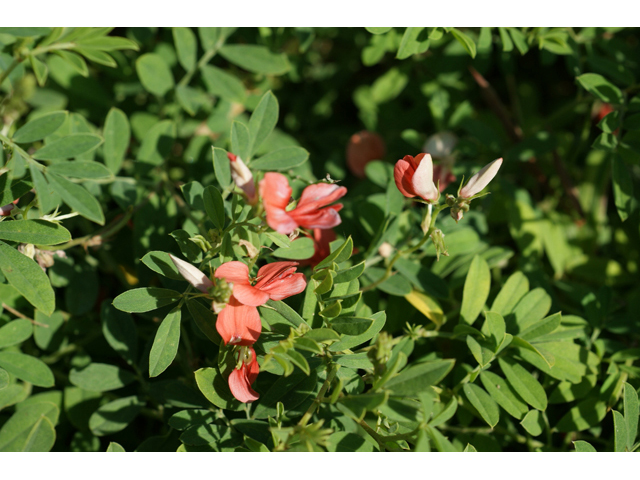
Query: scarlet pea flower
[
  {"left": 215, "top": 260, "right": 306, "bottom": 307},
  {"left": 228, "top": 152, "right": 258, "bottom": 205},
  {"left": 346, "top": 130, "right": 386, "bottom": 179},
  {"left": 229, "top": 346, "right": 260, "bottom": 403},
  {"left": 459, "top": 158, "right": 503, "bottom": 198},
  {"left": 394, "top": 153, "right": 439, "bottom": 202},
  {"left": 170, "top": 255, "right": 261, "bottom": 345},
  {"left": 260, "top": 173, "right": 347, "bottom": 235}
]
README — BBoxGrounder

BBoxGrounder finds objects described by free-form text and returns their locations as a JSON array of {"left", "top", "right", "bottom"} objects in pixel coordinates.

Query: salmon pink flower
[
  {"left": 394, "top": 153, "right": 439, "bottom": 202},
  {"left": 459, "top": 158, "right": 503, "bottom": 198},
  {"left": 214, "top": 260, "right": 306, "bottom": 307},
  {"left": 217, "top": 296, "right": 262, "bottom": 346},
  {"left": 346, "top": 130, "right": 386, "bottom": 179},
  {"left": 228, "top": 152, "right": 258, "bottom": 205},
  {"left": 260, "top": 173, "right": 347, "bottom": 235},
  {"left": 229, "top": 346, "right": 260, "bottom": 403}
]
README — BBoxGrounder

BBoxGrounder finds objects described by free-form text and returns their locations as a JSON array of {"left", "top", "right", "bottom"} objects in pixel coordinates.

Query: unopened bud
[
  {"left": 228, "top": 153, "right": 258, "bottom": 205},
  {"left": 18, "top": 243, "right": 36, "bottom": 259},
  {"left": 459, "top": 158, "right": 503, "bottom": 199},
  {"left": 430, "top": 229, "right": 449, "bottom": 261},
  {"left": 378, "top": 242, "right": 393, "bottom": 259}
]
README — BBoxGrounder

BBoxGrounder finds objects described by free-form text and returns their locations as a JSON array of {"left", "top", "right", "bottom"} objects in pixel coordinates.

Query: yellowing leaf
[{"left": 405, "top": 290, "right": 445, "bottom": 327}]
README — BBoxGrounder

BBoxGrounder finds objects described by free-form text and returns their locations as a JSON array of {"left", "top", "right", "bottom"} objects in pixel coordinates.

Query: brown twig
[{"left": 2, "top": 303, "right": 48, "bottom": 327}]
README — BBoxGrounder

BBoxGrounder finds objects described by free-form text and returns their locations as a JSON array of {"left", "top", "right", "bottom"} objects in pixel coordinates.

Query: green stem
[
  {"left": 178, "top": 47, "right": 219, "bottom": 87},
  {"left": 357, "top": 419, "right": 403, "bottom": 451},
  {"left": 298, "top": 362, "right": 338, "bottom": 427},
  {"left": 361, "top": 204, "right": 444, "bottom": 293}
]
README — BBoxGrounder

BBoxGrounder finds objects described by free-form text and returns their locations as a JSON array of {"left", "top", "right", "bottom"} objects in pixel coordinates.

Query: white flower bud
[
  {"left": 228, "top": 154, "right": 257, "bottom": 205},
  {"left": 460, "top": 158, "right": 503, "bottom": 198},
  {"left": 423, "top": 131, "right": 458, "bottom": 158}
]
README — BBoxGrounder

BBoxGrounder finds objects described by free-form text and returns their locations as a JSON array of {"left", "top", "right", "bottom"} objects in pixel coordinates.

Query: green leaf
[
  {"left": 339, "top": 392, "right": 388, "bottom": 421},
  {"left": 264, "top": 299, "right": 308, "bottom": 328},
  {"left": 485, "top": 311, "right": 506, "bottom": 348},
  {"left": 507, "top": 28, "right": 529, "bottom": 55},
  {"left": 69, "top": 363, "right": 136, "bottom": 392},
  {"left": 47, "top": 161, "right": 112, "bottom": 179},
  {"left": 0, "top": 402, "right": 57, "bottom": 452},
  {"left": 0, "top": 368, "right": 9, "bottom": 389},
  {"left": 45, "top": 172, "right": 104, "bottom": 225},
  {"left": 519, "top": 312, "right": 562, "bottom": 341},
  {"left": 103, "top": 108, "right": 130, "bottom": 174},
  {"left": 498, "top": 358, "right": 547, "bottom": 411},
  {"left": 329, "top": 311, "right": 386, "bottom": 352},
  {"left": 141, "top": 251, "right": 183, "bottom": 280},
  {"left": 333, "top": 261, "right": 366, "bottom": 284},
  {"left": 54, "top": 50, "right": 89, "bottom": 76},
  {"left": 29, "top": 55, "right": 48, "bottom": 86},
  {"left": 624, "top": 382, "right": 638, "bottom": 451},
  {"left": 464, "top": 383, "right": 499, "bottom": 428},
  {"left": 0, "top": 241, "right": 55, "bottom": 315},
  {"left": 497, "top": 27, "right": 514, "bottom": 52},
  {"left": 101, "top": 302, "right": 138, "bottom": 366},
  {"left": 512, "top": 288, "right": 551, "bottom": 332},
  {"left": 169, "top": 409, "right": 218, "bottom": 430},
  {"left": 194, "top": 367, "right": 243, "bottom": 411},
  {"left": 149, "top": 308, "right": 182, "bottom": 378},
  {"left": 0, "top": 319, "right": 33, "bottom": 349},
  {"left": 212, "top": 146, "right": 231, "bottom": 188},
  {"left": 33, "top": 133, "right": 102, "bottom": 160},
  {"left": 136, "top": 53, "right": 174, "bottom": 96},
  {"left": 614, "top": 410, "right": 628, "bottom": 452},
  {"left": 0, "top": 27, "right": 51, "bottom": 37},
  {"left": 172, "top": 27, "right": 197, "bottom": 71},
  {"left": 597, "top": 110, "right": 620, "bottom": 133},
  {"left": 612, "top": 155, "right": 634, "bottom": 222},
  {"left": 250, "top": 146, "right": 309, "bottom": 171},
  {"left": 73, "top": 36, "right": 138, "bottom": 51},
  {"left": 451, "top": 28, "right": 476, "bottom": 58},
  {"left": 460, "top": 255, "right": 491, "bottom": 325},
  {"left": 29, "top": 165, "right": 59, "bottom": 214},
  {"left": 480, "top": 371, "right": 528, "bottom": 420},
  {"left": 331, "top": 316, "right": 374, "bottom": 336},
  {"left": 314, "top": 237, "right": 353, "bottom": 271},
  {"left": 466, "top": 335, "right": 493, "bottom": 367},
  {"left": 230, "top": 121, "right": 250, "bottom": 161},
  {"left": 137, "top": 120, "right": 175, "bottom": 166},
  {"left": 75, "top": 48, "right": 116, "bottom": 68},
  {"left": 203, "top": 185, "right": 225, "bottom": 230},
  {"left": 574, "top": 440, "right": 597, "bottom": 452},
  {"left": 13, "top": 111, "right": 67, "bottom": 143},
  {"left": 556, "top": 397, "right": 607, "bottom": 432},
  {"left": 365, "top": 27, "right": 392, "bottom": 35},
  {"left": 249, "top": 90, "right": 279, "bottom": 156},
  {"left": 397, "top": 27, "right": 429, "bottom": 60},
  {"left": 113, "top": 287, "right": 181, "bottom": 313},
  {"left": 187, "top": 299, "right": 222, "bottom": 346},
  {"left": 576, "top": 73, "right": 623, "bottom": 104},
  {"left": 89, "top": 396, "right": 144, "bottom": 436},
  {"left": 201, "top": 65, "right": 246, "bottom": 103},
  {"left": 0, "top": 352, "right": 54, "bottom": 388},
  {"left": 107, "top": 442, "right": 125, "bottom": 452},
  {"left": 219, "top": 44, "right": 290, "bottom": 75},
  {"left": 386, "top": 359, "right": 455, "bottom": 396},
  {"left": 520, "top": 410, "right": 545, "bottom": 436},
  {"left": 272, "top": 237, "right": 315, "bottom": 260},
  {"left": 491, "top": 272, "right": 529, "bottom": 315}
]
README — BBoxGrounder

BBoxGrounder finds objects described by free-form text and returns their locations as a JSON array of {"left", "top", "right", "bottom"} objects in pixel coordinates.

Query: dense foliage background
[{"left": 0, "top": 27, "right": 639, "bottom": 452}]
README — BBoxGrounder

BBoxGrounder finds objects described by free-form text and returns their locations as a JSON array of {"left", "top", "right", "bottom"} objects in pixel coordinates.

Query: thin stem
[
  {"left": 0, "top": 58, "right": 21, "bottom": 89},
  {"left": 357, "top": 419, "right": 403, "bottom": 452},
  {"left": 2, "top": 303, "right": 47, "bottom": 327},
  {"left": 298, "top": 362, "right": 339, "bottom": 427},
  {"left": 361, "top": 204, "right": 444, "bottom": 293},
  {"left": 178, "top": 47, "right": 219, "bottom": 87}
]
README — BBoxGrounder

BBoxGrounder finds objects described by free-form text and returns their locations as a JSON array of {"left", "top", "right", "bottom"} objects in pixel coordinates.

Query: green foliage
[{"left": 0, "top": 26, "right": 638, "bottom": 453}]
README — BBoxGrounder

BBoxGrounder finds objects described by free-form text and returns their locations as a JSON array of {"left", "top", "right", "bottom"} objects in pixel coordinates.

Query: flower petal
[
  {"left": 289, "top": 204, "right": 343, "bottom": 230},
  {"left": 393, "top": 157, "right": 417, "bottom": 198},
  {"left": 260, "top": 173, "right": 298, "bottom": 234},
  {"left": 216, "top": 297, "right": 261, "bottom": 345},
  {"left": 295, "top": 183, "right": 347, "bottom": 214},
  {"left": 228, "top": 354, "right": 259, "bottom": 403},
  {"left": 261, "top": 273, "right": 307, "bottom": 301},
  {"left": 411, "top": 153, "right": 439, "bottom": 201},
  {"left": 232, "top": 283, "right": 271, "bottom": 307},
  {"left": 214, "top": 261, "right": 250, "bottom": 286},
  {"left": 169, "top": 254, "right": 214, "bottom": 293},
  {"left": 460, "top": 158, "right": 503, "bottom": 198}
]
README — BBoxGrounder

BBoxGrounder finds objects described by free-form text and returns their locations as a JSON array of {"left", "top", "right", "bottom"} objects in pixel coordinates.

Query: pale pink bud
[
  {"left": 169, "top": 254, "right": 214, "bottom": 293},
  {"left": 411, "top": 153, "right": 439, "bottom": 202},
  {"left": 459, "top": 158, "right": 503, "bottom": 199},
  {"left": 228, "top": 153, "right": 257, "bottom": 205}
]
